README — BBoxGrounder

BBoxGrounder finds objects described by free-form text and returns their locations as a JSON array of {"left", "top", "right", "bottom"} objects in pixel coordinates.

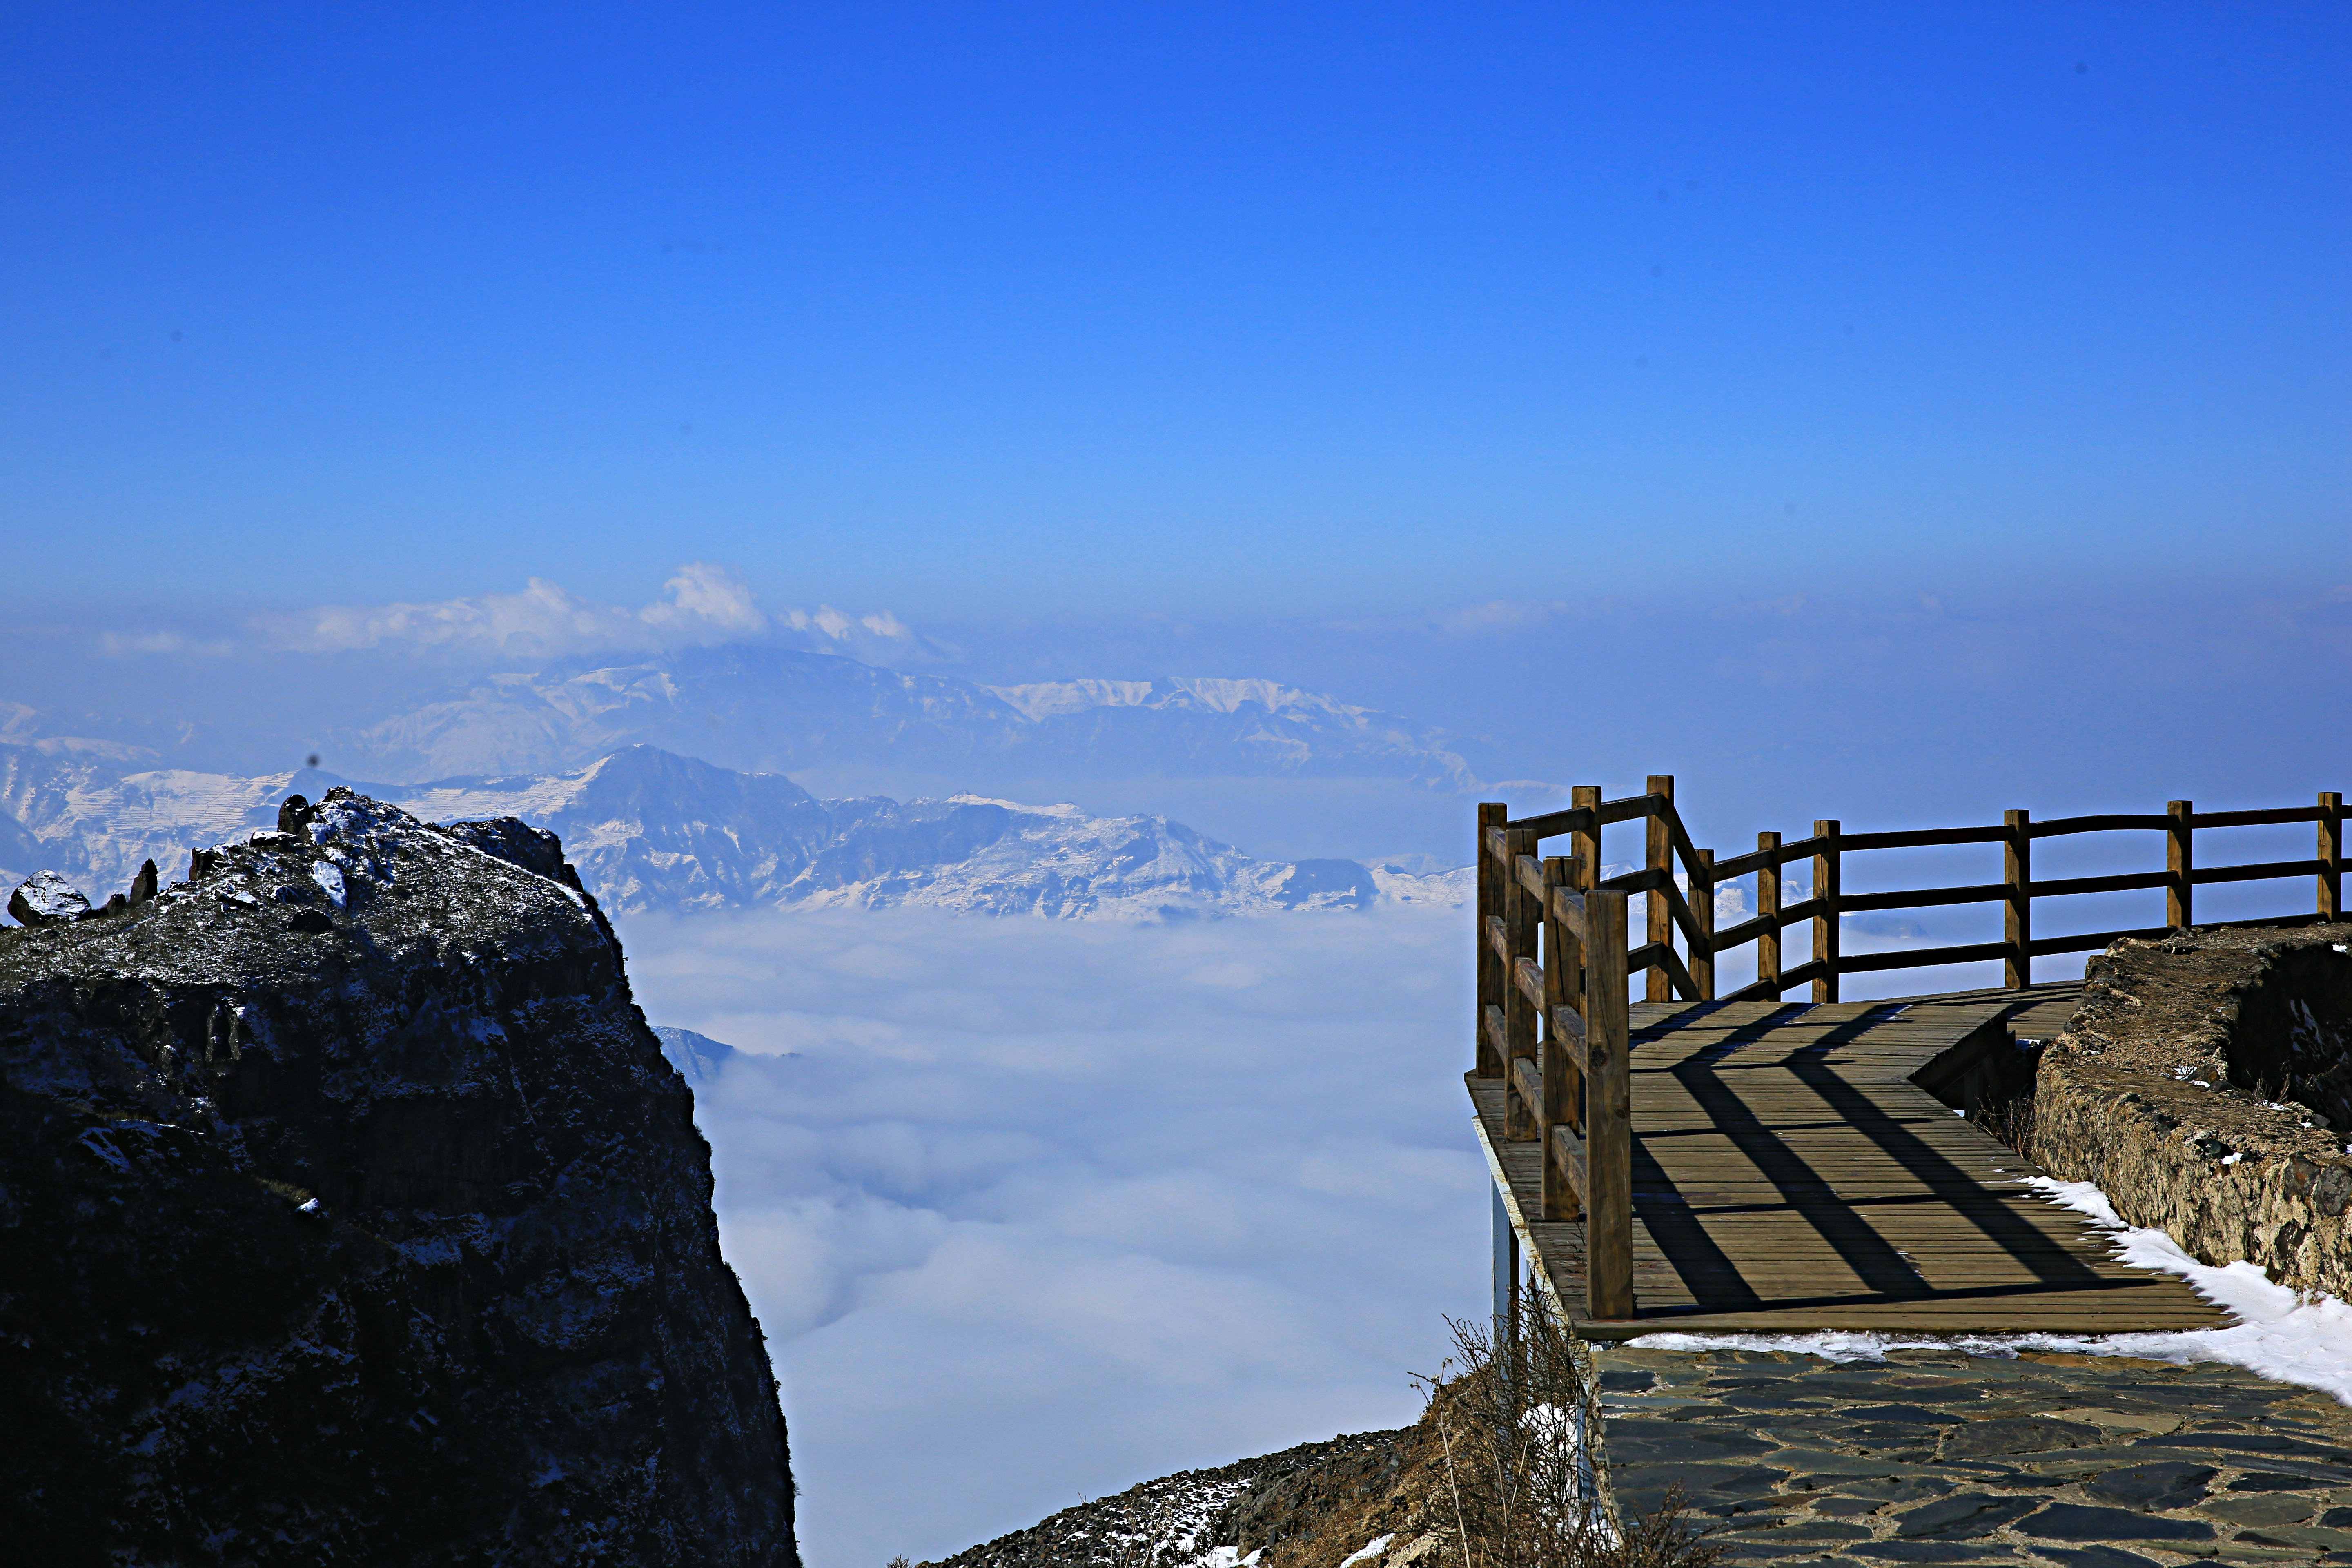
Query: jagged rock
[
  {"left": 0, "top": 788, "right": 798, "bottom": 1566},
  {"left": 7, "top": 869, "right": 90, "bottom": 927},
  {"left": 276, "top": 792, "right": 313, "bottom": 834},
  {"left": 128, "top": 858, "right": 158, "bottom": 905}
]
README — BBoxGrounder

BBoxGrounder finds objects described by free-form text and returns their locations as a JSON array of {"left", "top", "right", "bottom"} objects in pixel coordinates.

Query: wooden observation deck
[{"left": 1472, "top": 780, "right": 2345, "bottom": 1338}]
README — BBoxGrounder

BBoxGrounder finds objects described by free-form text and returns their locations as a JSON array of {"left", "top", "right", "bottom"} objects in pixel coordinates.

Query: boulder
[{"left": 7, "top": 869, "right": 90, "bottom": 927}]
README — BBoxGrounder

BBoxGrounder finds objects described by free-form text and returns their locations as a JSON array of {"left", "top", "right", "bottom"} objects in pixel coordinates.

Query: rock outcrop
[
  {"left": 0, "top": 789, "right": 797, "bottom": 1566},
  {"left": 2031, "top": 922, "right": 2352, "bottom": 1299}
]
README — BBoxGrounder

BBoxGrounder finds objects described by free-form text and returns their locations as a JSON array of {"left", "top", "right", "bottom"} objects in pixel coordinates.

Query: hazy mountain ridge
[
  {"left": 0, "top": 742, "right": 1471, "bottom": 923},
  {"left": 332, "top": 647, "right": 1487, "bottom": 792}
]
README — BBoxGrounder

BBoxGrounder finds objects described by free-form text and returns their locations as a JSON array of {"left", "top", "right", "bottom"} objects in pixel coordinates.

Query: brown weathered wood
[
  {"left": 1547, "top": 886, "right": 1589, "bottom": 946},
  {"left": 1601, "top": 793, "right": 1665, "bottom": 827},
  {"left": 1835, "top": 823, "right": 2013, "bottom": 852},
  {"left": 1476, "top": 803, "right": 1507, "bottom": 1074},
  {"left": 1626, "top": 940, "right": 1700, "bottom": 1001},
  {"left": 2194, "top": 804, "right": 2326, "bottom": 829},
  {"left": 1659, "top": 802, "right": 1708, "bottom": 892},
  {"left": 2005, "top": 808, "right": 2030, "bottom": 990},
  {"left": 1506, "top": 804, "right": 1594, "bottom": 840},
  {"left": 1513, "top": 955, "right": 1546, "bottom": 1010},
  {"left": 1548, "top": 1123, "right": 1588, "bottom": 1204},
  {"left": 1515, "top": 853, "right": 1544, "bottom": 901},
  {"left": 1482, "top": 1004, "right": 1507, "bottom": 1060},
  {"left": 2168, "top": 799, "right": 2194, "bottom": 930},
  {"left": 2189, "top": 858, "right": 2328, "bottom": 887},
  {"left": 1812, "top": 819, "right": 1840, "bottom": 1003},
  {"left": 1843, "top": 940, "right": 2013, "bottom": 973},
  {"left": 1584, "top": 890, "right": 1633, "bottom": 1319},
  {"left": 1692, "top": 847, "right": 1715, "bottom": 1000},
  {"left": 2323, "top": 792, "right": 2344, "bottom": 922},
  {"left": 1544, "top": 868, "right": 1582, "bottom": 1053},
  {"left": 2026, "top": 812, "right": 2173, "bottom": 837},
  {"left": 1843, "top": 882, "right": 2010, "bottom": 912},
  {"left": 1711, "top": 911, "right": 1773, "bottom": 953},
  {"left": 1503, "top": 824, "right": 1540, "bottom": 1136},
  {"left": 1470, "top": 991, "right": 2225, "bottom": 1336},
  {"left": 1570, "top": 787, "right": 1601, "bottom": 893},
  {"left": 1755, "top": 830, "right": 1781, "bottom": 998},
  {"left": 1509, "top": 1054, "right": 1545, "bottom": 1126},
  {"left": 2025, "top": 924, "right": 2175, "bottom": 957},
  {"left": 1711, "top": 833, "right": 1832, "bottom": 879},
  {"left": 1645, "top": 776, "right": 1674, "bottom": 1003},
  {"left": 2027, "top": 869, "right": 2172, "bottom": 899},
  {"left": 1539, "top": 854, "right": 1580, "bottom": 1219},
  {"left": 1595, "top": 865, "right": 1708, "bottom": 953}
]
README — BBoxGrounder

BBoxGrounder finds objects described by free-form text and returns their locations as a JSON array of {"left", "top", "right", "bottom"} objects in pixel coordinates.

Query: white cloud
[
  {"left": 267, "top": 564, "right": 768, "bottom": 657},
  {"left": 636, "top": 561, "right": 769, "bottom": 637},
  {"left": 96, "top": 630, "right": 235, "bottom": 657},
  {"left": 616, "top": 905, "right": 1487, "bottom": 1568},
  {"left": 1429, "top": 599, "right": 1570, "bottom": 636},
  {"left": 229, "top": 564, "right": 938, "bottom": 664}
]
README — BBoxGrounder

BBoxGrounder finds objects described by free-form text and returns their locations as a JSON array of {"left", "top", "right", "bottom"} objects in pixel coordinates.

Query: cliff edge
[{"left": 0, "top": 789, "right": 797, "bottom": 1566}]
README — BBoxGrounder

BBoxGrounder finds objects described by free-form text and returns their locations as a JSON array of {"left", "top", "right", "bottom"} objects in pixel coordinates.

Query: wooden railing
[{"left": 1472, "top": 778, "right": 2346, "bottom": 1321}]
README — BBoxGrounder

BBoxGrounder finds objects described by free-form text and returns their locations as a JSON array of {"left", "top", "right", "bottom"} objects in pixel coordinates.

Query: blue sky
[{"left": 6, "top": 2, "right": 2344, "bottom": 617}]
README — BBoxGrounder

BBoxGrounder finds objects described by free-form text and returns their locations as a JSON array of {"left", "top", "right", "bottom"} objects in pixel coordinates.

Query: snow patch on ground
[{"left": 1629, "top": 1174, "right": 2352, "bottom": 1407}]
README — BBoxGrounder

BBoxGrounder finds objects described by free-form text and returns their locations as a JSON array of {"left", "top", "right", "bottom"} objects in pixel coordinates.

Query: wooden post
[
  {"left": 2004, "top": 809, "right": 2032, "bottom": 990},
  {"left": 1812, "top": 819, "right": 1840, "bottom": 1003},
  {"left": 1645, "top": 775, "right": 1674, "bottom": 1002},
  {"left": 2168, "top": 800, "right": 2194, "bottom": 931},
  {"left": 1503, "top": 825, "right": 1540, "bottom": 1139},
  {"left": 1539, "top": 854, "right": 1580, "bottom": 1221},
  {"left": 1584, "top": 889, "right": 1633, "bottom": 1320},
  {"left": 1692, "top": 848, "right": 1715, "bottom": 1000},
  {"left": 2321, "top": 792, "right": 2342, "bottom": 922},
  {"left": 1756, "top": 831, "right": 1782, "bottom": 998},
  {"left": 1476, "top": 803, "right": 1508, "bottom": 1074},
  {"left": 1570, "top": 786, "right": 1601, "bottom": 893}
]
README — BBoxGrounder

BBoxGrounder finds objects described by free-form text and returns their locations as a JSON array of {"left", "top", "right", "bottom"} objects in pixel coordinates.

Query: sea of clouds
[{"left": 617, "top": 904, "right": 1490, "bottom": 1568}]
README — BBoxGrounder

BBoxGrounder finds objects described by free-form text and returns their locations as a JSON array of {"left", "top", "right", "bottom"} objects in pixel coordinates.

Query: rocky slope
[
  {"left": 2030, "top": 921, "right": 2352, "bottom": 1299},
  {"left": 0, "top": 790, "right": 797, "bottom": 1566}
]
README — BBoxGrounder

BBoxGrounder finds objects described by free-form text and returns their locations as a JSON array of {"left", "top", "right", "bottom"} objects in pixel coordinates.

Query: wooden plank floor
[{"left": 1473, "top": 989, "right": 2226, "bottom": 1338}]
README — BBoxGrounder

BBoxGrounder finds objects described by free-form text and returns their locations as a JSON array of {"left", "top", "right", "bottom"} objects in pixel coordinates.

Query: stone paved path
[{"left": 1596, "top": 1346, "right": 2352, "bottom": 1566}]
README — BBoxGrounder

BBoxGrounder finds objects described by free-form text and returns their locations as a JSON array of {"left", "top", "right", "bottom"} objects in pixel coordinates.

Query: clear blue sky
[{"left": 3, "top": 2, "right": 2344, "bottom": 617}]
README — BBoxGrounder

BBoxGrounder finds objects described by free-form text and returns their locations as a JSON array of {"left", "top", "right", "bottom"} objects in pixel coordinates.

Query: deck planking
[{"left": 1472, "top": 987, "right": 2227, "bottom": 1338}]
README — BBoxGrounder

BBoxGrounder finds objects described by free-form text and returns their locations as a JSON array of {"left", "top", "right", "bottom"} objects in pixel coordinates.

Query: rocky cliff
[
  {"left": 0, "top": 789, "right": 797, "bottom": 1566},
  {"left": 2031, "top": 922, "right": 2352, "bottom": 1299}
]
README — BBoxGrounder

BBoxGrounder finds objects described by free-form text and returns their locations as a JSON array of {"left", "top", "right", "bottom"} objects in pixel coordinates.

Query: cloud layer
[
  {"left": 615, "top": 905, "right": 1488, "bottom": 1568},
  {"left": 218, "top": 564, "right": 942, "bottom": 666}
]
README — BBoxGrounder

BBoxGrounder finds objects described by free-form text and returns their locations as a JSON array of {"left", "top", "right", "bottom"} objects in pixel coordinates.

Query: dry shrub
[{"left": 1416, "top": 1287, "right": 1723, "bottom": 1568}]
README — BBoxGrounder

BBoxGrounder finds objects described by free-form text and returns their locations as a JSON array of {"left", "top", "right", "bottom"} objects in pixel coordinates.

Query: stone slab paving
[{"left": 1596, "top": 1346, "right": 2352, "bottom": 1567}]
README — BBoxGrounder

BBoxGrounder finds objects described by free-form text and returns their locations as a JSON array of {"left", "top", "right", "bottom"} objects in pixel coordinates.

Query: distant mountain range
[
  {"left": 8, "top": 642, "right": 1500, "bottom": 799},
  {"left": 0, "top": 742, "right": 1470, "bottom": 924},
  {"left": 331, "top": 648, "right": 1489, "bottom": 792}
]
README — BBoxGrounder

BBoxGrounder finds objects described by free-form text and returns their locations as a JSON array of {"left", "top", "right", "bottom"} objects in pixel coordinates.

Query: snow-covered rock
[{"left": 6, "top": 869, "right": 90, "bottom": 926}]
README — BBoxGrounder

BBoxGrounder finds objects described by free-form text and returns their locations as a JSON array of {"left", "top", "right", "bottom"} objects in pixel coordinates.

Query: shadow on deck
[{"left": 1472, "top": 983, "right": 2227, "bottom": 1338}]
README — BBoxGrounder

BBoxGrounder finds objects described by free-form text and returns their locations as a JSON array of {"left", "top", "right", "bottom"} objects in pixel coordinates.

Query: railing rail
[{"left": 1472, "top": 778, "right": 2346, "bottom": 1321}]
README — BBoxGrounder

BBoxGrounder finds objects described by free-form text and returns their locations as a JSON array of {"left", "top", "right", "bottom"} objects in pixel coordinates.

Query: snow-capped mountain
[
  {"left": 328, "top": 647, "right": 1485, "bottom": 793},
  {"left": 0, "top": 742, "right": 1470, "bottom": 923}
]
